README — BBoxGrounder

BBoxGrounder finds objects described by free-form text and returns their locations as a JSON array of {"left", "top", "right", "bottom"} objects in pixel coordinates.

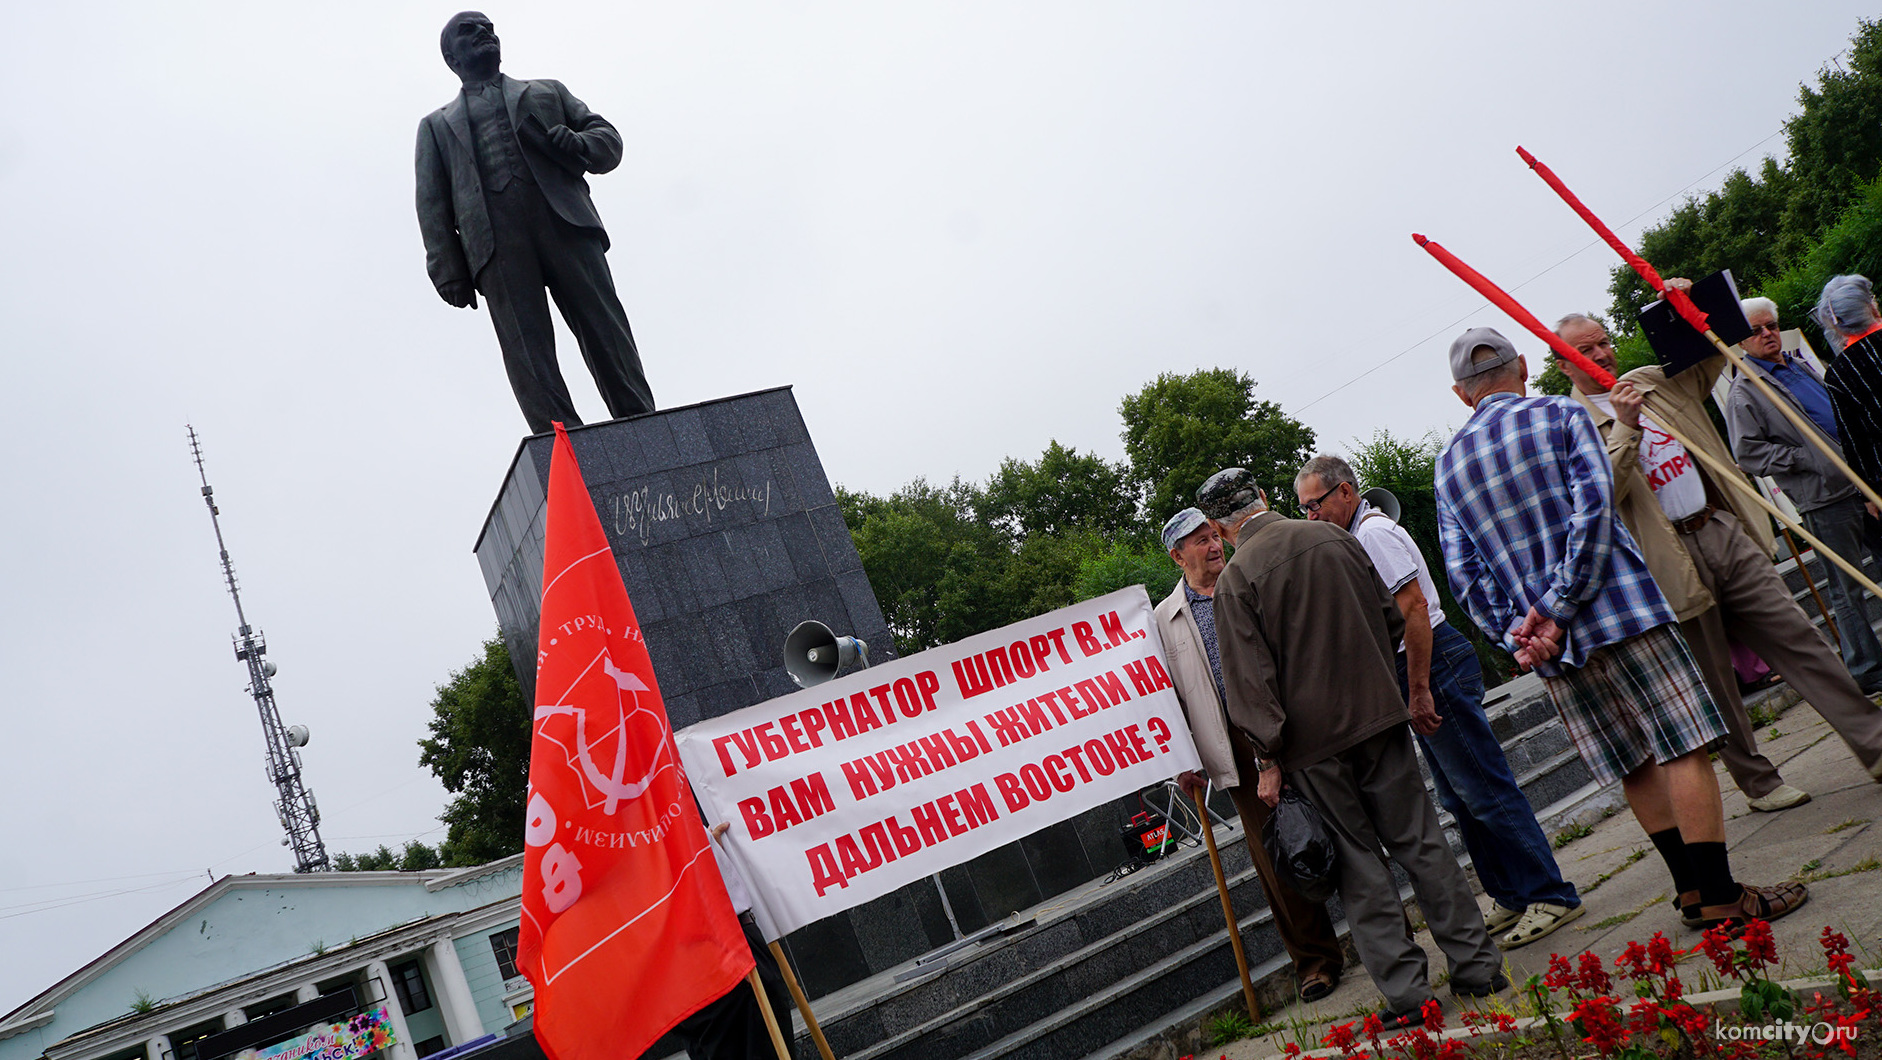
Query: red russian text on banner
[
  {"left": 675, "top": 586, "right": 1204, "bottom": 938},
  {"left": 518, "top": 422, "right": 753, "bottom": 1060}
]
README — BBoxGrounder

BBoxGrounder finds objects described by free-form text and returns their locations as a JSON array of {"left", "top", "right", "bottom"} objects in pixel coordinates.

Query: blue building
[{"left": 0, "top": 859, "right": 530, "bottom": 1060}]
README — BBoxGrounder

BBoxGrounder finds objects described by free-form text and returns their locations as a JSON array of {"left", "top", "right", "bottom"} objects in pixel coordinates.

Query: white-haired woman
[{"left": 1816, "top": 274, "right": 1882, "bottom": 509}]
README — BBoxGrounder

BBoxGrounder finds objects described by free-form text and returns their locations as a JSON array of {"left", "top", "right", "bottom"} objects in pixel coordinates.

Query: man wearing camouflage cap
[
  {"left": 1155, "top": 506, "right": 1344, "bottom": 1003},
  {"left": 1203, "top": 469, "right": 1503, "bottom": 1027}
]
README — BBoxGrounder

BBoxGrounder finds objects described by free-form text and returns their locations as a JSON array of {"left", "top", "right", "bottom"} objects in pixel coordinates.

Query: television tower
[{"left": 187, "top": 426, "right": 331, "bottom": 873}]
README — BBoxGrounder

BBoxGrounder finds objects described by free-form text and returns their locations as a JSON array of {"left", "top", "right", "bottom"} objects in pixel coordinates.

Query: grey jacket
[
  {"left": 1725, "top": 357, "right": 1854, "bottom": 514},
  {"left": 1155, "top": 580, "right": 1240, "bottom": 789},
  {"left": 415, "top": 75, "right": 624, "bottom": 292}
]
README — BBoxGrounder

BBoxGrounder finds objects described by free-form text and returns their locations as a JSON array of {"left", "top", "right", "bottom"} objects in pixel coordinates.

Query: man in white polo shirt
[{"left": 1296, "top": 454, "right": 1583, "bottom": 949}]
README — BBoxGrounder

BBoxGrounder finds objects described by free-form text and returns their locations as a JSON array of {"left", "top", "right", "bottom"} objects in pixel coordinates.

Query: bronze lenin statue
[{"left": 416, "top": 12, "right": 655, "bottom": 434}]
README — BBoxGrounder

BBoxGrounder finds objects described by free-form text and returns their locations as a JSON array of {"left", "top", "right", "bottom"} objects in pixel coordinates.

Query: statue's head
[{"left": 441, "top": 12, "right": 501, "bottom": 80}]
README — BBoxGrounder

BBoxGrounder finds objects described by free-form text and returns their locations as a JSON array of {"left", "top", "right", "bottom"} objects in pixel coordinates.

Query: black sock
[
  {"left": 1686, "top": 841, "right": 1740, "bottom": 906},
  {"left": 1649, "top": 828, "right": 1697, "bottom": 897}
]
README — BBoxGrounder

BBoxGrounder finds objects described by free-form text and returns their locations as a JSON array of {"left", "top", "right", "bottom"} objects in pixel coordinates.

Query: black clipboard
[{"left": 1637, "top": 269, "right": 1754, "bottom": 376}]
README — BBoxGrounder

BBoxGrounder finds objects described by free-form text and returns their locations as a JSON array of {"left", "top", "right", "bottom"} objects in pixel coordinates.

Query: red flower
[
  {"left": 1626, "top": 997, "right": 1663, "bottom": 1037},
  {"left": 1701, "top": 924, "right": 1740, "bottom": 978},
  {"left": 1820, "top": 925, "right": 1850, "bottom": 957},
  {"left": 1420, "top": 999, "right": 1445, "bottom": 1034},
  {"left": 1740, "top": 919, "right": 1777, "bottom": 972},
  {"left": 1544, "top": 953, "right": 1574, "bottom": 992},
  {"left": 1283, "top": 1042, "right": 1303, "bottom": 1059},
  {"left": 1647, "top": 931, "right": 1677, "bottom": 975},
  {"left": 1323, "top": 1021, "right": 1358, "bottom": 1051},
  {"left": 1570, "top": 997, "right": 1627, "bottom": 1057},
  {"left": 1576, "top": 951, "right": 1614, "bottom": 995},
  {"left": 1618, "top": 940, "right": 1651, "bottom": 980},
  {"left": 1492, "top": 1014, "right": 1518, "bottom": 1035}
]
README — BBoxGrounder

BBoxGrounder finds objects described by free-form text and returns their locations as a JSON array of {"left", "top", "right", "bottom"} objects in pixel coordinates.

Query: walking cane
[
  {"left": 769, "top": 940, "right": 838, "bottom": 1060},
  {"left": 751, "top": 967, "right": 794, "bottom": 1060},
  {"left": 1414, "top": 235, "right": 1882, "bottom": 605},
  {"left": 1780, "top": 525, "right": 1842, "bottom": 644},
  {"left": 1194, "top": 786, "right": 1261, "bottom": 1022}
]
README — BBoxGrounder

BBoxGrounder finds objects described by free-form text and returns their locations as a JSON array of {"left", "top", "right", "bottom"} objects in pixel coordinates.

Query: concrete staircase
[{"left": 738, "top": 542, "right": 1874, "bottom": 1060}]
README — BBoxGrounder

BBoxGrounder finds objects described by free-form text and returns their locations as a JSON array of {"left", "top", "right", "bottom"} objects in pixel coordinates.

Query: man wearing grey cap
[
  {"left": 1203, "top": 469, "right": 1503, "bottom": 1028},
  {"left": 1435, "top": 327, "right": 1806, "bottom": 932},
  {"left": 1155, "top": 506, "right": 1344, "bottom": 1003}
]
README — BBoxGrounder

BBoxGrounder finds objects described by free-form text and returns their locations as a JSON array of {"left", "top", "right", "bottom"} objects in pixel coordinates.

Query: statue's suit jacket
[{"left": 415, "top": 74, "right": 624, "bottom": 292}]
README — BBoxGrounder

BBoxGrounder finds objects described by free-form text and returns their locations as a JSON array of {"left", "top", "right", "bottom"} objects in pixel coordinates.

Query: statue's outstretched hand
[{"left": 439, "top": 280, "right": 478, "bottom": 309}]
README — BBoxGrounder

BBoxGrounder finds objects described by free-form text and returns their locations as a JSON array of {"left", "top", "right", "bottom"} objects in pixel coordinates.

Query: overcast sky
[{"left": 2, "top": 0, "right": 1871, "bottom": 1009}]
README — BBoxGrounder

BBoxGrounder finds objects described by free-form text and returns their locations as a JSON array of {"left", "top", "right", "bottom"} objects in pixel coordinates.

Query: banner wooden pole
[
  {"left": 769, "top": 941, "right": 837, "bottom": 1060},
  {"left": 1194, "top": 788, "right": 1260, "bottom": 1021},
  {"left": 1779, "top": 526, "right": 1841, "bottom": 644},
  {"left": 751, "top": 967, "right": 793, "bottom": 1060}
]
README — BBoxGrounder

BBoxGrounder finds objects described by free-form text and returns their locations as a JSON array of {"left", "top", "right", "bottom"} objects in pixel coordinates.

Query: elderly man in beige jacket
[
  {"left": 1557, "top": 305, "right": 1882, "bottom": 811},
  {"left": 1156, "top": 506, "right": 1344, "bottom": 1003}
]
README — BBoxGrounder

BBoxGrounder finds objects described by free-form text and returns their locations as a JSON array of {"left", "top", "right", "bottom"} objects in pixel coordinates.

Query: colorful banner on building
[
  {"left": 675, "top": 586, "right": 1202, "bottom": 936},
  {"left": 234, "top": 1007, "right": 396, "bottom": 1060}
]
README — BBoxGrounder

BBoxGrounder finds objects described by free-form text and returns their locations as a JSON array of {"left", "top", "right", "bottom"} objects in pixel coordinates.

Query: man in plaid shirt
[{"left": 1436, "top": 327, "right": 1807, "bottom": 931}]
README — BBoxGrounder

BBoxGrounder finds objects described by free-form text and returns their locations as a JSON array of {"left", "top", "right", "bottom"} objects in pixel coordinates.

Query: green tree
[
  {"left": 1119, "top": 368, "right": 1316, "bottom": 519},
  {"left": 979, "top": 441, "right": 1137, "bottom": 543},
  {"left": 1762, "top": 172, "right": 1882, "bottom": 345},
  {"left": 1607, "top": 18, "right": 1882, "bottom": 329},
  {"left": 416, "top": 636, "right": 533, "bottom": 867},
  {"left": 1347, "top": 430, "right": 1516, "bottom": 687},
  {"left": 333, "top": 840, "right": 445, "bottom": 872},
  {"left": 1072, "top": 539, "right": 1178, "bottom": 604},
  {"left": 839, "top": 477, "right": 1017, "bottom": 655}
]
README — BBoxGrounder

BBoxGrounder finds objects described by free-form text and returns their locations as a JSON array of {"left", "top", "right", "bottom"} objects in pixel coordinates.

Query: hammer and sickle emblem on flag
[{"left": 534, "top": 650, "right": 673, "bottom": 815}]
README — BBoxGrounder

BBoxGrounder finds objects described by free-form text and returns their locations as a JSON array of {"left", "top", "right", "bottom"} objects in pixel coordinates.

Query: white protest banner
[{"left": 674, "top": 586, "right": 1203, "bottom": 937}]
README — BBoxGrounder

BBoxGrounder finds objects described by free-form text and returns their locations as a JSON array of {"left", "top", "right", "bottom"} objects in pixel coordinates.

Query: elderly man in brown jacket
[
  {"left": 1201, "top": 468, "right": 1503, "bottom": 1029},
  {"left": 1556, "top": 308, "right": 1882, "bottom": 809},
  {"left": 1156, "top": 506, "right": 1344, "bottom": 1003}
]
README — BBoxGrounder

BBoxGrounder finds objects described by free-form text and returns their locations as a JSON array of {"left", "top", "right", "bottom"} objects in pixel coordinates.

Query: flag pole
[
  {"left": 1780, "top": 525, "right": 1842, "bottom": 644},
  {"left": 1194, "top": 787, "right": 1260, "bottom": 1022},
  {"left": 751, "top": 968, "right": 794, "bottom": 1060},
  {"left": 1413, "top": 234, "right": 1882, "bottom": 602},
  {"left": 1516, "top": 146, "right": 1882, "bottom": 516},
  {"left": 768, "top": 941, "right": 837, "bottom": 1060}
]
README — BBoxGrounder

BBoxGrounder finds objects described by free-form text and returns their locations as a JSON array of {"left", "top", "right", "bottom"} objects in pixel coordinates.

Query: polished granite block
[{"left": 475, "top": 387, "right": 896, "bottom": 706}]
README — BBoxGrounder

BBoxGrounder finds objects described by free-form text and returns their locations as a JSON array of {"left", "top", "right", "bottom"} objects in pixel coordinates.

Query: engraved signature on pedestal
[{"left": 611, "top": 466, "right": 775, "bottom": 545}]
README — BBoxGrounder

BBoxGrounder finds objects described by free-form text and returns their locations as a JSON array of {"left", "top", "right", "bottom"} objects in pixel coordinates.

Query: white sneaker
[{"left": 1747, "top": 784, "right": 1811, "bottom": 812}]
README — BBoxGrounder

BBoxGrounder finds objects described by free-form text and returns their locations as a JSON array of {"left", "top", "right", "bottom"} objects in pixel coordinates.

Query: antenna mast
[{"left": 188, "top": 426, "right": 331, "bottom": 873}]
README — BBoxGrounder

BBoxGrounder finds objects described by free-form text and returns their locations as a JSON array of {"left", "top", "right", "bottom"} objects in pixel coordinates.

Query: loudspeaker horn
[
  {"left": 783, "top": 620, "right": 870, "bottom": 689},
  {"left": 1360, "top": 487, "right": 1401, "bottom": 522}
]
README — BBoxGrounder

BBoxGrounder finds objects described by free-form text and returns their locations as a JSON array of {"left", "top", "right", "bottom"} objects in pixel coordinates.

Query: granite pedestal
[{"left": 473, "top": 389, "right": 1161, "bottom": 1013}]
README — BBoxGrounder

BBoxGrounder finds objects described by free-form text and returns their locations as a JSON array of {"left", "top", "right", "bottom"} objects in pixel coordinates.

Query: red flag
[
  {"left": 1516, "top": 146, "right": 1712, "bottom": 334},
  {"left": 518, "top": 423, "right": 754, "bottom": 1060},
  {"left": 1413, "top": 233, "right": 1619, "bottom": 391}
]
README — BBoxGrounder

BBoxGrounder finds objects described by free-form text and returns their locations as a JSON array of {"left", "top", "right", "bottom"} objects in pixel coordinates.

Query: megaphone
[
  {"left": 783, "top": 620, "right": 870, "bottom": 689},
  {"left": 1360, "top": 487, "right": 1401, "bottom": 522}
]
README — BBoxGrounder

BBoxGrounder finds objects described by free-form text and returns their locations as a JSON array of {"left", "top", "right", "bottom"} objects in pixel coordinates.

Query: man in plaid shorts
[{"left": 1435, "top": 327, "right": 1807, "bottom": 931}]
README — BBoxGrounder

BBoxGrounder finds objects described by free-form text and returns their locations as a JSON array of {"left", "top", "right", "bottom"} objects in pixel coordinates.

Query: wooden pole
[
  {"left": 1780, "top": 526, "right": 1841, "bottom": 644},
  {"left": 751, "top": 967, "right": 793, "bottom": 1060},
  {"left": 1194, "top": 787, "right": 1260, "bottom": 1022},
  {"left": 769, "top": 940, "right": 837, "bottom": 1060}
]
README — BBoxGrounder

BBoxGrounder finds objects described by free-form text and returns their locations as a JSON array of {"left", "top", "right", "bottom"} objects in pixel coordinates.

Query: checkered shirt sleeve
[{"left": 1435, "top": 393, "right": 1674, "bottom": 674}]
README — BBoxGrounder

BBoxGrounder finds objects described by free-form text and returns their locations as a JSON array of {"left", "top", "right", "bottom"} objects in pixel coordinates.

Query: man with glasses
[
  {"left": 1294, "top": 455, "right": 1582, "bottom": 948},
  {"left": 1555, "top": 305, "right": 1882, "bottom": 810},
  {"left": 1725, "top": 297, "right": 1882, "bottom": 696}
]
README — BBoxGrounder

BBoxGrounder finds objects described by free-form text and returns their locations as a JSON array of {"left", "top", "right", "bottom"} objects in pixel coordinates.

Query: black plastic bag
[{"left": 1262, "top": 786, "right": 1340, "bottom": 902}]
